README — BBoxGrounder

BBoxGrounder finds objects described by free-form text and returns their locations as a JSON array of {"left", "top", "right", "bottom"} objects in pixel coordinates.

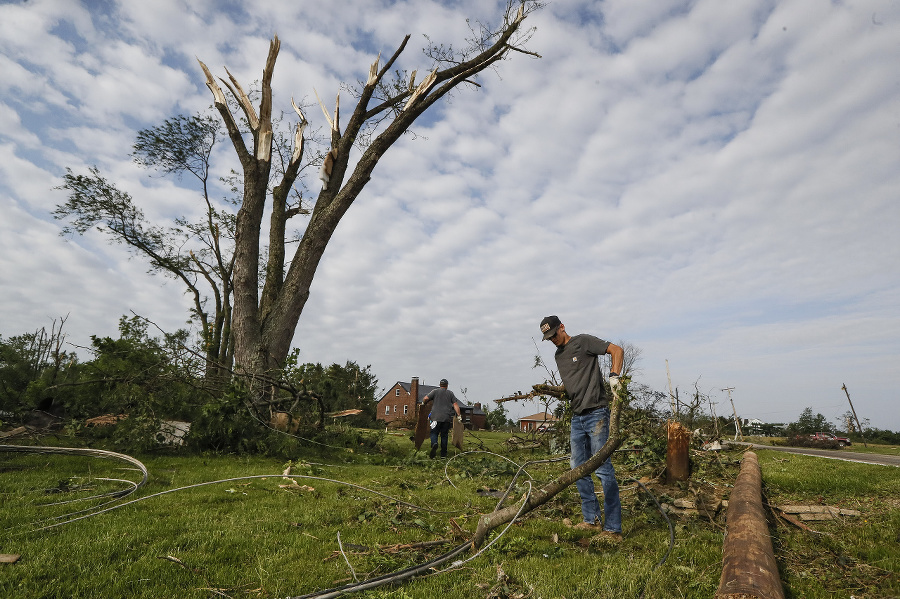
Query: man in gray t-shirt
[
  {"left": 541, "top": 315, "right": 625, "bottom": 538},
  {"left": 423, "top": 379, "right": 462, "bottom": 459}
]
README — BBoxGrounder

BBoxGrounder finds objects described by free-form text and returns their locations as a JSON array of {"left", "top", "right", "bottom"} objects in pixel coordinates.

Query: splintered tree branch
[{"left": 494, "top": 383, "right": 566, "bottom": 404}]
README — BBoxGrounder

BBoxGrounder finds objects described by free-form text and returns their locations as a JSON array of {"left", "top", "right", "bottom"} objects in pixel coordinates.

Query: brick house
[
  {"left": 518, "top": 412, "right": 558, "bottom": 432},
  {"left": 376, "top": 377, "right": 486, "bottom": 430}
]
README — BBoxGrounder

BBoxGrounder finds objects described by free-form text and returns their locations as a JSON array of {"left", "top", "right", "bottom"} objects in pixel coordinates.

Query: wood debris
[
  {"left": 0, "top": 426, "right": 27, "bottom": 439},
  {"left": 85, "top": 414, "right": 127, "bottom": 426},
  {"left": 776, "top": 504, "right": 861, "bottom": 521}
]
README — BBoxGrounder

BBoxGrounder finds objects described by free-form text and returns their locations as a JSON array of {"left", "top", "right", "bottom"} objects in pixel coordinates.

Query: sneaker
[{"left": 429, "top": 445, "right": 437, "bottom": 459}]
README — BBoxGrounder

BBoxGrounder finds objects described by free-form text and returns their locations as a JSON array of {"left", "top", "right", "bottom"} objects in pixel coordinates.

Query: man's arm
[{"left": 607, "top": 342, "right": 624, "bottom": 376}]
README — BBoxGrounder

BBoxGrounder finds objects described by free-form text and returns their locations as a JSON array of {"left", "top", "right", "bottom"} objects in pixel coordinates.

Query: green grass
[{"left": 1, "top": 431, "right": 898, "bottom": 598}]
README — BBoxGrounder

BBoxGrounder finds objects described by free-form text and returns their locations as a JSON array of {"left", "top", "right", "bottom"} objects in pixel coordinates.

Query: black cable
[{"left": 623, "top": 476, "right": 675, "bottom": 599}]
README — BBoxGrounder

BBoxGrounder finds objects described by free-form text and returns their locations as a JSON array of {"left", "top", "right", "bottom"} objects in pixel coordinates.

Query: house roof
[
  {"left": 519, "top": 412, "right": 559, "bottom": 422},
  {"left": 378, "top": 380, "right": 481, "bottom": 412}
]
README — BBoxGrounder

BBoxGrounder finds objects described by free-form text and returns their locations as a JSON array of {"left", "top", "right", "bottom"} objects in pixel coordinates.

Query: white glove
[{"left": 609, "top": 374, "right": 621, "bottom": 391}]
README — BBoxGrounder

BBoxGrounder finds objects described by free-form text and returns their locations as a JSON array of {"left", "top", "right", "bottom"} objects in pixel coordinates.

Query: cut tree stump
[{"left": 666, "top": 420, "right": 690, "bottom": 483}]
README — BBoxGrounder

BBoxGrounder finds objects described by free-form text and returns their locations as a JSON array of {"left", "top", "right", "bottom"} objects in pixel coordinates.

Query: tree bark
[{"left": 666, "top": 420, "right": 690, "bottom": 483}]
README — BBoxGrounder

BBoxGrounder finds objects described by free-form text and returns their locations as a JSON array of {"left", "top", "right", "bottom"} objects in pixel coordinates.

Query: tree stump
[{"left": 666, "top": 420, "right": 690, "bottom": 483}]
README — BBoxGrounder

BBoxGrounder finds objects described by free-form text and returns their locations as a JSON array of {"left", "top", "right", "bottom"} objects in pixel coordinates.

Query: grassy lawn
[{"left": 1, "top": 429, "right": 898, "bottom": 598}]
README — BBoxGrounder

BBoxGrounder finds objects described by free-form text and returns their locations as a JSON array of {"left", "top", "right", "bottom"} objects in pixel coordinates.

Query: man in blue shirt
[{"left": 541, "top": 315, "right": 624, "bottom": 540}]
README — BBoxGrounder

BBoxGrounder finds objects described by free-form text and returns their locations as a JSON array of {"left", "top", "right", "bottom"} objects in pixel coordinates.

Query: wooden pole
[
  {"left": 841, "top": 383, "right": 867, "bottom": 448},
  {"left": 665, "top": 359, "right": 677, "bottom": 416},
  {"left": 708, "top": 396, "right": 721, "bottom": 439},
  {"left": 723, "top": 387, "right": 743, "bottom": 441},
  {"left": 715, "top": 451, "right": 785, "bottom": 599}
]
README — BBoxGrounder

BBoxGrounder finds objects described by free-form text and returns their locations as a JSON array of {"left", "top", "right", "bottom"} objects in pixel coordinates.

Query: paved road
[{"left": 740, "top": 443, "right": 900, "bottom": 468}]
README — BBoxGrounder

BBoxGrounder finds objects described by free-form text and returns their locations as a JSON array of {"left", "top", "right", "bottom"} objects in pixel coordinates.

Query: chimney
[
  {"left": 410, "top": 377, "right": 419, "bottom": 405},
  {"left": 475, "top": 402, "right": 481, "bottom": 410}
]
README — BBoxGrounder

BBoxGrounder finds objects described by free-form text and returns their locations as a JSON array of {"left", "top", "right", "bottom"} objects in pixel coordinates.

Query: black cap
[
  {"left": 540, "top": 315, "right": 561, "bottom": 340},
  {"left": 439, "top": 378, "right": 448, "bottom": 387}
]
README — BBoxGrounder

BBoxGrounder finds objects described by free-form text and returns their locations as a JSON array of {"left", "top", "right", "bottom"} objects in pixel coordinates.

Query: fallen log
[{"left": 715, "top": 451, "right": 785, "bottom": 599}]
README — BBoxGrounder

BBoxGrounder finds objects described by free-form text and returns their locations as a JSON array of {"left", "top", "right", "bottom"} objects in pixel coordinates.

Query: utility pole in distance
[
  {"left": 722, "top": 387, "right": 743, "bottom": 441},
  {"left": 841, "top": 383, "right": 867, "bottom": 448}
]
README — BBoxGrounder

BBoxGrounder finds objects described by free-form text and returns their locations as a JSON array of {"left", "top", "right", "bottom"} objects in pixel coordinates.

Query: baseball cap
[
  {"left": 540, "top": 315, "right": 561, "bottom": 340},
  {"left": 440, "top": 378, "right": 448, "bottom": 387}
]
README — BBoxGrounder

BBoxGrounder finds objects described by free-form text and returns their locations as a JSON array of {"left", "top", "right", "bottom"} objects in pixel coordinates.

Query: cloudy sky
[{"left": 2, "top": 0, "right": 898, "bottom": 432}]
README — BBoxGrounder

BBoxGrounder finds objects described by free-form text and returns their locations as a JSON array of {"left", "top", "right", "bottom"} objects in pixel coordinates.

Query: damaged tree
[{"left": 198, "top": 1, "right": 543, "bottom": 396}]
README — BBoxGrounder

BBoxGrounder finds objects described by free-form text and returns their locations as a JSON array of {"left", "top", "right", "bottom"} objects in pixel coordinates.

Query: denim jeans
[
  {"left": 570, "top": 406, "right": 621, "bottom": 532},
  {"left": 430, "top": 421, "right": 452, "bottom": 456}
]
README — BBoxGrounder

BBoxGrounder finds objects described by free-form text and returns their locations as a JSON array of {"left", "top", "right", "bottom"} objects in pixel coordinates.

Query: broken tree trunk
[
  {"left": 666, "top": 420, "right": 690, "bottom": 483},
  {"left": 715, "top": 451, "right": 785, "bottom": 599},
  {"left": 472, "top": 385, "right": 626, "bottom": 548}
]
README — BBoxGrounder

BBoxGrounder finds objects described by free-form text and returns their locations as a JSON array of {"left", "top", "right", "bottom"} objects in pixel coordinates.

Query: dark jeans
[
  {"left": 430, "top": 421, "right": 452, "bottom": 456},
  {"left": 570, "top": 406, "right": 622, "bottom": 532}
]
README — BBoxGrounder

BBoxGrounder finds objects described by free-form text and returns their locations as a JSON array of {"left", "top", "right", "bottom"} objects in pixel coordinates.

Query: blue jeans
[
  {"left": 430, "top": 421, "right": 452, "bottom": 456},
  {"left": 570, "top": 406, "right": 621, "bottom": 532}
]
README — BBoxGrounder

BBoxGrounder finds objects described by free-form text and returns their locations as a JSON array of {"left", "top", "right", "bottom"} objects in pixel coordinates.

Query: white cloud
[{"left": 1, "top": 0, "right": 898, "bottom": 432}]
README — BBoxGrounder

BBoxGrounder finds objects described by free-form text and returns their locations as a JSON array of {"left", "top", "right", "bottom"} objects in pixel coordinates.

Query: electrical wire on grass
[
  {"left": 6, "top": 444, "right": 677, "bottom": 598},
  {"left": 8, "top": 471, "right": 460, "bottom": 535},
  {"left": 288, "top": 483, "right": 536, "bottom": 599},
  {"left": 336, "top": 531, "right": 359, "bottom": 583},
  {"left": 0, "top": 444, "right": 150, "bottom": 533},
  {"left": 0, "top": 444, "right": 149, "bottom": 498},
  {"left": 40, "top": 477, "right": 141, "bottom": 507},
  {"left": 441, "top": 448, "right": 676, "bottom": 599}
]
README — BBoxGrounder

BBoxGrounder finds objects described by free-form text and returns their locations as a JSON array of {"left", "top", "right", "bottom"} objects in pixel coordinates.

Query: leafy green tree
[
  {"left": 67, "top": 317, "right": 197, "bottom": 416},
  {"left": 484, "top": 403, "right": 511, "bottom": 431},
  {"left": 55, "top": 115, "right": 237, "bottom": 381},
  {"left": 0, "top": 317, "right": 76, "bottom": 416},
  {"left": 785, "top": 407, "right": 833, "bottom": 436},
  {"left": 282, "top": 353, "right": 378, "bottom": 427}
]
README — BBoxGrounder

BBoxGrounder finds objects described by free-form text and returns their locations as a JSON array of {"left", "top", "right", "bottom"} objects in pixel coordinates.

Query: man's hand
[{"left": 609, "top": 374, "right": 621, "bottom": 391}]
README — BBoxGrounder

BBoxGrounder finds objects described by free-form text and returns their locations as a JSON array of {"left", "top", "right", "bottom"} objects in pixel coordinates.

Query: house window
[
  {"left": 395, "top": 389, "right": 400, "bottom": 396},
  {"left": 393, "top": 405, "right": 397, "bottom": 413},
  {"left": 384, "top": 405, "right": 390, "bottom": 415},
  {"left": 403, "top": 405, "right": 408, "bottom": 415}
]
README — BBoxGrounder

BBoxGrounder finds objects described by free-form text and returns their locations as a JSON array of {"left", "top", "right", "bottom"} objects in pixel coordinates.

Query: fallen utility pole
[
  {"left": 841, "top": 383, "right": 867, "bottom": 448},
  {"left": 715, "top": 451, "right": 785, "bottom": 599}
]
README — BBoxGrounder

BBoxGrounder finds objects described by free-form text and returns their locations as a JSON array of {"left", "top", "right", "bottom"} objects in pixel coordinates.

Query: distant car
[{"left": 810, "top": 432, "right": 851, "bottom": 447}]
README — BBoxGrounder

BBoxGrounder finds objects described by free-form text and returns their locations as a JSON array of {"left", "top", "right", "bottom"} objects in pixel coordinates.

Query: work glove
[{"left": 609, "top": 374, "right": 621, "bottom": 391}]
